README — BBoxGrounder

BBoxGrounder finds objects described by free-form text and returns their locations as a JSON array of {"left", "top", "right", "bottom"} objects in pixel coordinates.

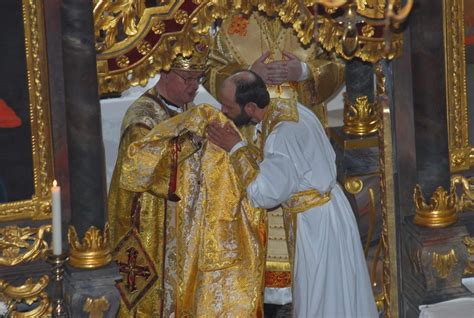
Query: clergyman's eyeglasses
[{"left": 172, "top": 70, "right": 206, "bottom": 85}]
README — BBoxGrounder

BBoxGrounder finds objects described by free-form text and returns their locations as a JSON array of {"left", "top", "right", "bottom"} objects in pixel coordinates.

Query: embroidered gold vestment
[
  {"left": 120, "top": 104, "right": 267, "bottom": 317},
  {"left": 108, "top": 87, "right": 186, "bottom": 317}
]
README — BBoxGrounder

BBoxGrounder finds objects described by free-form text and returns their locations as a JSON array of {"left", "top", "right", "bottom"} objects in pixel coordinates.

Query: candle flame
[{"left": 53, "top": 180, "right": 57, "bottom": 187}]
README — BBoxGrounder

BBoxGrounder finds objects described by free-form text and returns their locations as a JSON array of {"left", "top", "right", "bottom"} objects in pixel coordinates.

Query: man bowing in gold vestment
[{"left": 205, "top": 9, "right": 345, "bottom": 305}]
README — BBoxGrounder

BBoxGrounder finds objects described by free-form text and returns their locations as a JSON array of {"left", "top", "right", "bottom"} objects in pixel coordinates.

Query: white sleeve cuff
[
  {"left": 298, "top": 61, "right": 310, "bottom": 81},
  {"left": 229, "top": 140, "right": 248, "bottom": 155}
]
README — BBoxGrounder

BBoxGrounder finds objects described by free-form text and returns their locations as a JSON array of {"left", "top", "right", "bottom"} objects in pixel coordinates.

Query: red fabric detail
[
  {"left": 0, "top": 99, "right": 21, "bottom": 128},
  {"left": 167, "top": 138, "right": 181, "bottom": 202}
]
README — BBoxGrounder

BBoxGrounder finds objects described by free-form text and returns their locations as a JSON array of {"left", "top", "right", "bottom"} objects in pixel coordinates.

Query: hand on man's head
[
  {"left": 250, "top": 51, "right": 272, "bottom": 83},
  {"left": 282, "top": 51, "right": 303, "bottom": 82},
  {"left": 251, "top": 51, "right": 302, "bottom": 85}
]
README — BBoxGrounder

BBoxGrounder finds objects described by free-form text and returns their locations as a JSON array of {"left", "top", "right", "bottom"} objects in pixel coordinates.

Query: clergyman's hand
[
  {"left": 250, "top": 51, "right": 272, "bottom": 83},
  {"left": 206, "top": 122, "right": 242, "bottom": 152},
  {"left": 265, "top": 52, "right": 303, "bottom": 84},
  {"left": 283, "top": 51, "right": 303, "bottom": 82}
]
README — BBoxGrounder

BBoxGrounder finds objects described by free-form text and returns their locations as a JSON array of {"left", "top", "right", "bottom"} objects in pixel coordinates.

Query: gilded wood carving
[
  {"left": 444, "top": 0, "right": 474, "bottom": 172},
  {"left": 94, "top": 0, "right": 408, "bottom": 95}
]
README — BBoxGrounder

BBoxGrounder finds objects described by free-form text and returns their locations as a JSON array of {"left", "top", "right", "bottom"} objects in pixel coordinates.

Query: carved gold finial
[
  {"left": 68, "top": 224, "right": 112, "bottom": 269},
  {"left": 463, "top": 236, "right": 474, "bottom": 275},
  {"left": 413, "top": 184, "right": 458, "bottom": 228},
  {"left": 343, "top": 94, "right": 379, "bottom": 136},
  {"left": 83, "top": 296, "right": 110, "bottom": 318},
  {"left": 432, "top": 249, "right": 458, "bottom": 279}
]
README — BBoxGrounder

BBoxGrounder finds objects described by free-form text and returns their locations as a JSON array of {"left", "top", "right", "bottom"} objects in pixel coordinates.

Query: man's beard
[{"left": 231, "top": 108, "right": 252, "bottom": 127}]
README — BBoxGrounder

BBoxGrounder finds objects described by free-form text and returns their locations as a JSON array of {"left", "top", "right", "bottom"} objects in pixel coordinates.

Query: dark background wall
[{"left": 410, "top": 0, "right": 450, "bottom": 196}]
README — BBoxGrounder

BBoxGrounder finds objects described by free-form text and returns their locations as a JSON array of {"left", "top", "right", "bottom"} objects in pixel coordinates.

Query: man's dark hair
[{"left": 232, "top": 70, "right": 270, "bottom": 109}]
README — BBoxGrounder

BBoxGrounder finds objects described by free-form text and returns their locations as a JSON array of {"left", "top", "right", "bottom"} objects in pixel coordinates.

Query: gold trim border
[
  {"left": 0, "top": 0, "right": 54, "bottom": 221},
  {"left": 380, "top": 97, "right": 399, "bottom": 317},
  {"left": 444, "top": 0, "right": 474, "bottom": 172},
  {"left": 377, "top": 64, "right": 399, "bottom": 316}
]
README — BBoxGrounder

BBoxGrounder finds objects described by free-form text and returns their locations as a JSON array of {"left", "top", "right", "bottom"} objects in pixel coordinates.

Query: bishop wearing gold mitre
[
  {"left": 205, "top": 10, "right": 345, "bottom": 305},
  {"left": 108, "top": 42, "right": 266, "bottom": 316}
]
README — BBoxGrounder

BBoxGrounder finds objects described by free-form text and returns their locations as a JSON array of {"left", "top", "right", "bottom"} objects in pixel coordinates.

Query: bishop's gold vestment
[
  {"left": 118, "top": 104, "right": 266, "bottom": 317},
  {"left": 108, "top": 87, "right": 188, "bottom": 317}
]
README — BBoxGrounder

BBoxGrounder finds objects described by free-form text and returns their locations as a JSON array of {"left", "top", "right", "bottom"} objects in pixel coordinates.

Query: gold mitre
[{"left": 171, "top": 42, "right": 209, "bottom": 71}]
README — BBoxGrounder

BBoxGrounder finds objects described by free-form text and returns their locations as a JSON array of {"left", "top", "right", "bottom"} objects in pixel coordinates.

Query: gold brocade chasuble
[
  {"left": 108, "top": 87, "right": 186, "bottom": 317},
  {"left": 120, "top": 104, "right": 267, "bottom": 317}
]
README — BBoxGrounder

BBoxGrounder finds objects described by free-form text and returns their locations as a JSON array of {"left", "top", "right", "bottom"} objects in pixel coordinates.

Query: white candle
[{"left": 51, "top": 180, "right": 62, "bottom": 255}]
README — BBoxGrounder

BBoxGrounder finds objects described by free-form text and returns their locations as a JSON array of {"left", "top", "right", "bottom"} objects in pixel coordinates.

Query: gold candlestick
[{"left": 47, "top": 251, "right": 69, "bottom": 317}]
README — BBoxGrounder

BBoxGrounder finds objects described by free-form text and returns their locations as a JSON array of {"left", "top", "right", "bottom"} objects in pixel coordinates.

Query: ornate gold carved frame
[
  {"left": 0, "top": 0, "right": 54, "bottom": 221},
  {"left": 95, "top": 0, "right": 404, "bottom": 95},
  {"left": 444, "top": 0, "right": 474, "bottom": 172}
]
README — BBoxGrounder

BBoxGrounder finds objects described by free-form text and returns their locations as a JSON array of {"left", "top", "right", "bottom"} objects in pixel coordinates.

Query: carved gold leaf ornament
[
  {"left": 412, "top": 176, "right": 473, "bottom": 228},
  {"left": 95, "top": 0, "right": 411, "bottom": 95},
  {"left": 444, "top": 0, "right": 473, "bottom": 172},
  {"left": 413, "top": 184, "right": 458, "bottom": 228},
  {"left": 362, "top": 24, "right": 375, "bottom": 37},
  {"left": 116, "top": 55, "right": 130, "bottom": 68},
  {"left": 68, "top": 224, "right": 113, "bottom": 269},
  {"left": 151, "top": 20, "right": 166, "bottom": 34},
  {"left": 93, "top": 0, "right": 146, "bottom": 52},
  {"left": 0, "top": 225, "right": 51, "bottom": 266},
  {"left": 83, "top": 296, "right": 110, "bottom": 318},
  {"left": 0, "top": 275, "right": 51, "bottom": 317},
  {"left": 463, "top": 236, "right": 474, "bottom": 275},
  {"left": 137, "top": 40, "right": 152, "bottom": 55},
  {"left": 174, "top": 9, "right": 190, "bottom": 25},
  {"left": 451, "top": 175, "right": 474, "bottom": 212},
  {"left": 432, "top": 249, "right": 458, "bottom": 279},
  {"left": 343, "top": 94, "right": 379, "bottom": 136}
]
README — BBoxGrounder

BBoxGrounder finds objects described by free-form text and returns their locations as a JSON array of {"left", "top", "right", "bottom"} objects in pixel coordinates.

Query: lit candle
[{"left": 51, "top": 180, "right": 62, "bottom": 255}]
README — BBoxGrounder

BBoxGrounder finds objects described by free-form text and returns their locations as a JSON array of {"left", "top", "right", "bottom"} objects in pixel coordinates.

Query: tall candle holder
[{"left": 46, "top": 251, "right": 69, "bottom": 317}]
